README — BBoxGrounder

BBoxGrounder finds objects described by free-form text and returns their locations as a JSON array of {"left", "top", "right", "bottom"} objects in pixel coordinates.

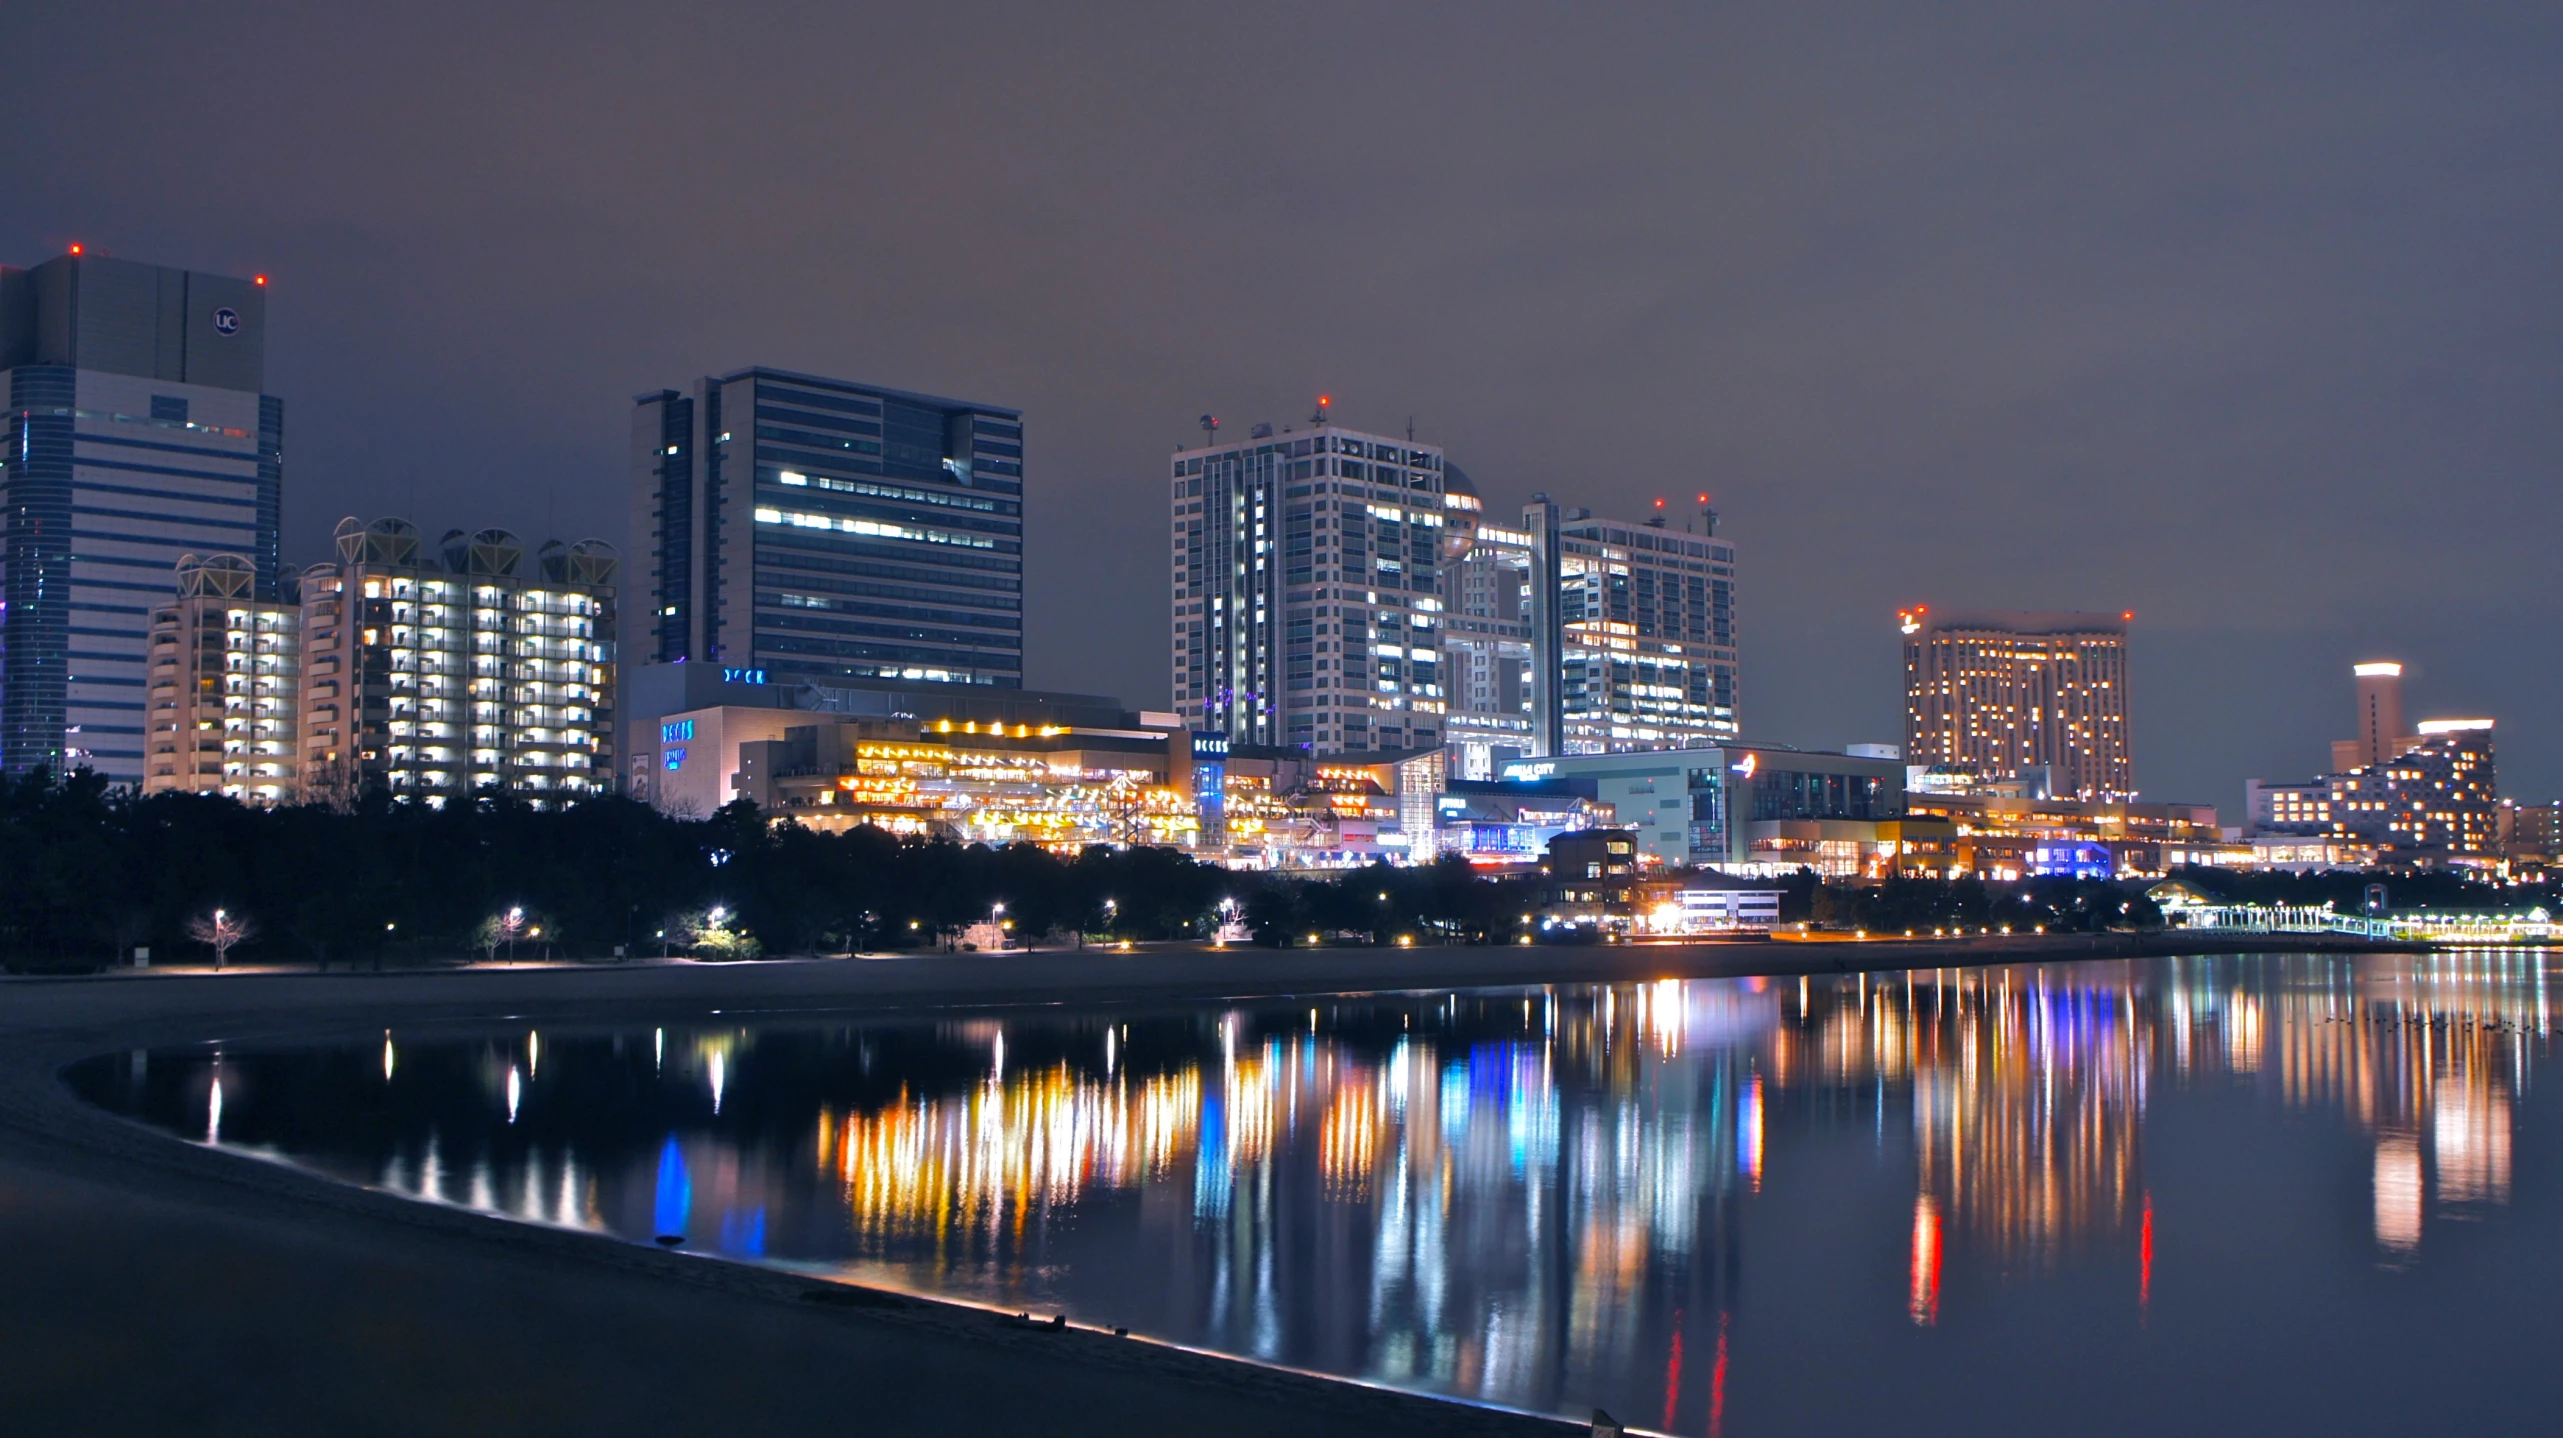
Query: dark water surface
[{"left": 74, "top": 952, "right": 2563, "bottom": 1435}]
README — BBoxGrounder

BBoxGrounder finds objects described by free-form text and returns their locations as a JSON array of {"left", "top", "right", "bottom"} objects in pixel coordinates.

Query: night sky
[{"left": 6, "top": 2, "right": 2556, "bottom": 810}]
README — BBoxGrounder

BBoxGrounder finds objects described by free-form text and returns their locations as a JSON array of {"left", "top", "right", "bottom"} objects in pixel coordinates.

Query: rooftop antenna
[
  {"left": 1310, "top": 394, "right": 1330, "bottom": 426},
  {"left": 1406, "top": 416, "right": 1415, "bottom": 442},
  {"left": 1698, "top": 492, "right": 1718, "bottom": 537},
  {"left": 1199, "top": 413, "right": 1219, "bottom": 448}
]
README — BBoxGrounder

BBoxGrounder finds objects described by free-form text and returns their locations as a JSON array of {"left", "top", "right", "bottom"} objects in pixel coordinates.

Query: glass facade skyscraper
[
  {"left": 632, "top": 368, "right": 1022, "bottom": 692},
  {"left": 1440, "top": 496, "right": 1739, "bottom": 776},
  {"left": 0, "top": 250, "right": 282, "bottom": 782}
]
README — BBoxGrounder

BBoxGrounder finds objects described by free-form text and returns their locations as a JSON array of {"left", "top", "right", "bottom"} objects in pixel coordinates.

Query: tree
[
  {"left": 474, "top": 907, "right": 530, "bottom": 963},
  {"left": 683, "top": 905, "right": 761, "bottom": 960},
  {"left": 185, "top": 908, "right": 253, "bottom": 970}
]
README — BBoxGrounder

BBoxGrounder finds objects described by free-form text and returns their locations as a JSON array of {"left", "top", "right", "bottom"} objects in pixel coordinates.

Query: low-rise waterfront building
[
  {"left": 1499, "top": 743, "right": 1902, "bottom": 875},
  {"left": 1897, "top": 792, "right": 2225, "bottom": 881}
]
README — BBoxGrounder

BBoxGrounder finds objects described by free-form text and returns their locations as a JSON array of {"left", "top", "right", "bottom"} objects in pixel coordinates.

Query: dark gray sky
[{"left": 7, "top": 1, "right": 2558, "bottom": 810}]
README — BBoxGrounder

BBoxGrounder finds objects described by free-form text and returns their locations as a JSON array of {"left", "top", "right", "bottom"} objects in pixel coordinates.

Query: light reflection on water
[{"left": 75, "top": 952, "right": 2563, "bottom": 1434}]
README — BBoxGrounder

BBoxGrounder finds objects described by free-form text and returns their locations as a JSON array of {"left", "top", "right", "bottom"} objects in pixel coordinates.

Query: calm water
[{"left": 75, "top": 953, "right": 2563, "bottom": 1435}]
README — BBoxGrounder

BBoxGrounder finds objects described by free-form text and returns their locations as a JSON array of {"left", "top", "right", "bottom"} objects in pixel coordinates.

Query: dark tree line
[
  {"left": 9, "top": 771, "right": 2526, "bottom": 972},
  {"left": 0, "top": 773, "right": 1545, "bottom": 970}
]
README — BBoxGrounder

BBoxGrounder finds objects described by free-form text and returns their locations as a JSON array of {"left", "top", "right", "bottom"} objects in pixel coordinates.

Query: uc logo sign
[{"left": 212, "top": 307, "right": 240, "bottom": 335}]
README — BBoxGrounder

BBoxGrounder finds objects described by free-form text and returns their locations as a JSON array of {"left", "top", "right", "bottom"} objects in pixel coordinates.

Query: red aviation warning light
[
  {"left": 2121, "top": 611, "right": 2134, "bottom": 621},
  {"left": 254, "top": 275, "right": 267, "bottom": 286},
  {"left": 68, "top": 243, "right": 83, "bottom": 255}
]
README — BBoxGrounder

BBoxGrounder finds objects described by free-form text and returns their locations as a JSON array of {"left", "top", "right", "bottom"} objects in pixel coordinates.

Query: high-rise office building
[
  {"left": 1438, "top": 469, "right": 1538, "bottom": 775},
  {"left": 296, "top": 517, "right": 615, "bottom": 803},
  {"left": 142, "top": 553, "right": 299, "bottom": 802},
  {"left": 1539, "top": 498, "right": 1737, "bottom": 756},
  {"left": 1171, "top": 420, "right": 1448, "bottom": 752},
  {"left": 1900, "top": 608, "right": 2133, "bottom": 801},
  {"left": 1170, "top": 415, "right": 1740, "bottom": 769},
  {"left": 1441, "top": 492, "right": 1738, "bottom": 775},
  {"left": 633, "top": 368, "right": 1022, "bottom": 692},
  {"left": 0, "top": 249, "right": 282, "bottom": 781}
]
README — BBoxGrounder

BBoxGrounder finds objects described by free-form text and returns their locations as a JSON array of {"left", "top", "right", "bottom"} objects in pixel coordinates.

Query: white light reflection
[
  {"left": 506, "top": 1065, "right": 522, "bottom": 1123},
  {"left": 382, "top": 1032, "right": 395, "bottom": 1081},
  {"left": 206, "top": 1074, "right": 223, "bottom": 1144},
  {"left": 710, "top": 1050, "right": 726, "bottom": 1114},
  {"left": 2376, "top": 1135, "right": 2422, "bottom": 1258}
]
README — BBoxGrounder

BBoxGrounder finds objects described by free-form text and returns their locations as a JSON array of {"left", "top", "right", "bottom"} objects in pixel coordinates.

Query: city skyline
[{"left": 3, "top": 4, "right": 2554, "bottom": 811}]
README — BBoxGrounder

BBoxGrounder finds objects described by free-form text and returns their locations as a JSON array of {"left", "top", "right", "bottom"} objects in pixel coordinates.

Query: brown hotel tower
[{"left": 1900, "top": 607, "right": 2133, "bottom": 801}]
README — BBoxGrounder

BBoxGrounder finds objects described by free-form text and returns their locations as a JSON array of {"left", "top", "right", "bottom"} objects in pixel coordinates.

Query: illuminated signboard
[
  {"left": 721, "top": 667, "right": 767, "bottom": 685},
  {"left": 662, "top": 719, "right": 694, "bottom": 744},
  {"left": 663, "top": 747, "right": 687, "bottom": 771}
]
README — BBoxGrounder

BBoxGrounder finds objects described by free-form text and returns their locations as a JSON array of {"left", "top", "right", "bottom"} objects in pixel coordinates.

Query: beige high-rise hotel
[{"left": 1900, "top": 607, "right": 2133, "bottom": 801}]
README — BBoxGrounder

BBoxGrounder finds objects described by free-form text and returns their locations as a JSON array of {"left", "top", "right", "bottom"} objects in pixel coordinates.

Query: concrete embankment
[{"left": 0, "top": 935, "right": 2408, "bottom": 1436}]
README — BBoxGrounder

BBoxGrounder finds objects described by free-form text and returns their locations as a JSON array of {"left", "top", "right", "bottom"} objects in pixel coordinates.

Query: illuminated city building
[
  {"left": 1432, "top": 776, "right": 1618, "bottom": 867},
  {"left": 1499, "top": 743, "right": 1901, "bottom": 874},
  {"left": 2502, "top": 799, "right": 2561, "bottom": 872},
  {"left": 1, "top": 248, "right": 283, "bottom": 781},
  {"left": 142, "top": 553, "right": 298, "bottom": 802},
  {"left": 296, "top": 517, "right": 615, "bottom": 804},
  {"left": 2322, "top": 721, "right": 2498, "bottom": 865},
  {"left": 1447, "top": 496, "right": 1737, "bottom": 775},
  {"left": 728, "top": 716, "right": 1197, "bottom": 847},
  {"left": 1436, "top": 469, "right": 1538, "bottom": 776},
  {"left": 2246, "top": 777, "right": 2331, "bottom": 834},
  {"left": 633, "top": 368, "right": 1022, "bottom": 689},
  {"left": 1538, "top": 498, "right": 1737, "bottom": 757},
  {"left": 2332, "top": 661, "right": 2417, "bottom": 773},
  {"left": 1900, "top": 608, "right": 2133, "bottom": 801},
  {"left": 644, "top": 682, "right": 1168, "bottom": 816},
  {"left": 1170, "top": 414, "right": 1447, "bottom": 753},
  {"left": 1894, "top": 792, "right": 2225, "bottom": 880},
  {"left": 2249, "top": 663, "right": 2500, "bottom": 869}
]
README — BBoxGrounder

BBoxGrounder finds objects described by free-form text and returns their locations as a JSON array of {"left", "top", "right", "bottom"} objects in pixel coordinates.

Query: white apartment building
[
  {"left": 297, "top": 517, "right": 615, "bottom": 804},
  {"left": 142, "top": 552, "right": 298, "bottom": 802}
]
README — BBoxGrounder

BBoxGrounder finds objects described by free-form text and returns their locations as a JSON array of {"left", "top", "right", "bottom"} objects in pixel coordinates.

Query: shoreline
[{"left": 0, "top": 935, "right": 2425, "bottom": 1435}]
